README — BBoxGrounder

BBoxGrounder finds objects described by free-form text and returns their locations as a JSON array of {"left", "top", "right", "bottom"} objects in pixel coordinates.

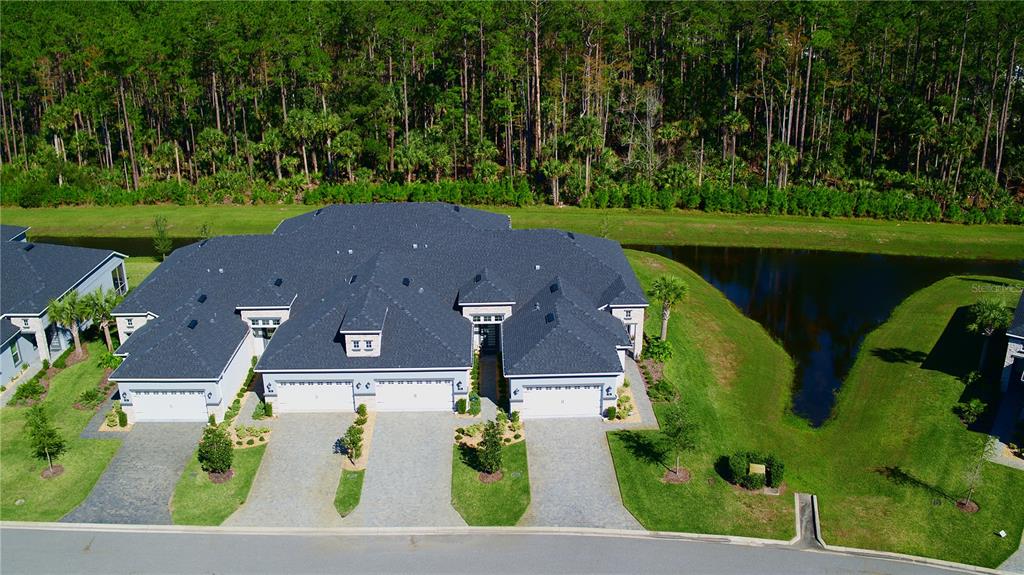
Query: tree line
[{"left": 1, "top": 1, "right": 1022, "bottom": 223}]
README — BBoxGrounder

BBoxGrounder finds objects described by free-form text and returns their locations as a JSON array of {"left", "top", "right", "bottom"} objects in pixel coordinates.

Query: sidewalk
[{"left": 0, "top": 362, "right": 44, "bottom": 405}]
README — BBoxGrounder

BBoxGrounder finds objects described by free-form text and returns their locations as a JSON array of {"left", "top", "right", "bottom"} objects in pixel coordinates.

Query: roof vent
[
  {"left": 314, "top": 208, "right": 323, "bottom": 216},
  {"left": 534, "top": 302, "right": 541, "bottom": 311},
  {"left": 347, "top": 249, "right": 353, "bottom": 255},
  {"left": 474, "top": 274, "right": 482, "bottom": 283},
  {"left": 218, "top": 268, "right": 224, "bottom": 274},
  {"left": 187, "top": 319, "right": 198, "bottom": 330},
  {"left": 550, "top": 282, "right": 560, "bottom": 293},
  {"left": 545, "top": 312, "right": 556, "bottom": 323},
  {"left": 197, "top": 294, "right": 207, "bottom": 303},
  {"left": 568, "top": 232, "right": 575, "bottom": 240},
  {"left": 199, "top": 239, "right": 208, "bottom": 247},
  {"left": 412, "top": 243, "right": 418, "bottom": 249},
  {"left": 534, "top": 264, "right": 541, "bottom": 271},
  {"left": 402, "top": 277, "right": 411, "bottom": 286},
  {"left": 349, "top": 274, "right": 358, "bottom": 284},
  {"left": 417, "top": 287, "right": 424, "bottom": 293},
  {"left": 454, "top": 205, "right": 461, "bottom": 212},
  {"left": 273, "top": 278, "right": 283, "bottom": 287},
  {"left": 23, "top": 243, "right": 34, "bottom": 252}
]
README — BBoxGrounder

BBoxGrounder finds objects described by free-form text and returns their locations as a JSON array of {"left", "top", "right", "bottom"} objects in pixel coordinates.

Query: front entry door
[{"left": 477, "top": 324, "right": 500, "bottom": 354}]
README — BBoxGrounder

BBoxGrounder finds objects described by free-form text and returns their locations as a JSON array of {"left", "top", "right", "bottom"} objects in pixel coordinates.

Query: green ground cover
[
  {"left": 0, "top": 340, "right": 121, "bottom": 521},
  {"left": 3, "top": 204, "right": 1021, "bottom": 260},
  {"left": 451, "top": 441, "right": 530, "bottom": 526},
  {"left": 125, "top": 256, "right": 160, "bottom": 286},
  {"left": 616, "top": 250, "right": 1024, "bottom": 567},
  {"left": 170, "top": 444, "right": 267, "bottom": 525},
  {"left": 334, "top": 469, "right": 365, "bottom": 517}
]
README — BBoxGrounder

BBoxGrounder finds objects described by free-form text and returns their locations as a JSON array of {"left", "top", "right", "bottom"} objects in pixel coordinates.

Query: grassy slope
[
  {"left": 619, "top": 250, "right": 1024, "bottom": 566},
  {"left": 334, "top": 469, "right": 365, "bottom": 517},
  {"left": 3, "top": 204, "right": 1022, "bottom": 260},
  {"left": 171, "top": 444, "right": 267, "bottom": 525},
  {"left": 451, "top": 442, "right": 530, "bottom": 526},
  {"left": 125, "top": 256, "right": 160, "bottom": 286},
  {"left": 0, "top": 340, "right": 121, "bottom": 521}
]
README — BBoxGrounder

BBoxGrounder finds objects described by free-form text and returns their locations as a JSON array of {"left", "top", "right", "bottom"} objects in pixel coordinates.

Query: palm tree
[
  {"left": 47, "top": 290, "right": 88, "bottom": 358},
  {"left": 966, "top": 297, "right": 1013, "bottom": 370},
  {"left": 650, "top": 276, "right": 688, "bottom": 341},
  {"left": 85, "top": 289, "right": 123, "bottom": 352}
]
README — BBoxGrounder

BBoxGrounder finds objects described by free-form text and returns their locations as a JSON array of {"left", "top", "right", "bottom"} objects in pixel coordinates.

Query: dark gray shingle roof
[
  {"left": 1009, "top": 290, "right": 1024, "bottom": 338},
  {"left": 1, "top": 224, "right": 29, "bottom": 242},
  {"left": 458, "top": 268, "right": 516, "bottom": 304},
  {"left": 1, "top": 241, "right": 121, "bottom": 315}
]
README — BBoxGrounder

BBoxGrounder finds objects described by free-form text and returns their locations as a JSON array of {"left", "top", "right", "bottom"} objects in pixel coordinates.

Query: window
[
  {"left": 11, "top": 344, "right": 21, "bottom": 366},
  {"left": 365, "top": 339, "right": 373, "bottom": 351},
  {"left": 111, "top": 265, "right": 127, "bottom": 295},
  {"left": 351, "top": 339, "right": 360, "bottom": 351},
  {"left": 21, "top": 319, "right": 29, "bottom": 328},
  {"left": 495, "top": 314, "right": 505, "bottom": 321},
  {"left": 126, "top": 318, "right": 134, "bottom": 327},
  {"left": 472, "top": 315, "right": 482, "bottom": 322},
  {"left": 271, "top": 319, "right": 281, "bottom": 326},
  {"left": 624, "top": 310, "right": 632, "bottom": 320}
]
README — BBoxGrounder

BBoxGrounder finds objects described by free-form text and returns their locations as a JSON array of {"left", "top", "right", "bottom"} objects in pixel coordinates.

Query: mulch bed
[
  {"left": 956, "top": 499, "right": 980, "bottom": 513},
  {"left": 208, "top": 470, "right": 235, "bottom": 484},
  {"left": 478, "top": 471, "right": 504, "bottom": 483},
  {"left": 41, "top": 465, "right": 65, "bottom": 479},
  {"left": 640, "top": 359, "right": 664, "bottom": 383},
  {"left": 662, "top": 467, "right": 691, "bottom": 484},
  {"left": 72, "top": 368, "right": 117, "bottom": 411}
]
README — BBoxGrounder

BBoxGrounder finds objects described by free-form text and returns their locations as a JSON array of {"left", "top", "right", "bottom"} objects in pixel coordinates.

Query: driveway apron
[
  {"left": 522, "top": 418, "right": 641, "bottom": 529},
  {"left": 62, "top": 423, "right": 203, "bottom": 525},
  {"left": 343, "top": 412, "right": 465, "bottom": 527},
  {"left": 225, "top": 413, "right": 351, "bottom": 528}
]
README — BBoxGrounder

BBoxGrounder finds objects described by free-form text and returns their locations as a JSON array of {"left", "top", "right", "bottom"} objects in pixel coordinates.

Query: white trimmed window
[
  {"left": 11, "top": 344, "right": 21, "bottom": 366},
  {"left": 365, "top": 340, "right": 373, "bottom": 350},
  {"left": 351, "top": 339, "right": 360, "bottom": 351},
  {"left": 126, "top": 318, "right": 134, "bottom": 327},
  {"left": 625, "top": 310, "right": 632, "bottom": 319},
  {"left": 21, "top": 319, "right": 29, "bottom": 328}
]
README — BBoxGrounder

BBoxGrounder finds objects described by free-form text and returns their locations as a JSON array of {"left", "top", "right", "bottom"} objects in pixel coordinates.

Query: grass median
[
  {"left": 451, "top": 441, "right": 530, "bottom": 526},
  {"left": 171, "top": 444, "right": 267, "bottom": 525}
]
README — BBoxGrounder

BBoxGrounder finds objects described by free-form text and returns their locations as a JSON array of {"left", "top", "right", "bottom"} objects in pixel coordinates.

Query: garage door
[
  {"left": 520, "top": 384, "right": 601, "bottom": 418},
  {"left": 275, "top": 381, "right": 354, "bottom": 413},
  {"left": 132, "top": 390, "right": 208, "bottom": 422},
  {"left": 375, "top": 379, "right": 453, "bottom": 412}
]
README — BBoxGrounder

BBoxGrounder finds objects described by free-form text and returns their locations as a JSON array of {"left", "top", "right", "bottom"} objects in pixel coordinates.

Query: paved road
[
  {"left": 225, "top": 413, "right": 351, "bottom": 528},
  {"left": 0, "top": 524, "right": 981, "bottom": 575},
  {"left": 343, "top": 412, "right": 465, "bottom": 527},
  {"left": 62, "top": 423, "right": 202, "bottom": 525},
  {"left": 522, "top": 418, "right": 641, "bottom": 529}
]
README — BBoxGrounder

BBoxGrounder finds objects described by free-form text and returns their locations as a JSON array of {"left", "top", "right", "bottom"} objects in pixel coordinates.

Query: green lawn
[
  {"left": 3, "top": 204, "right": 1021, "bottom": 260},
  {"left": 617, "top": 250, "right": 1024, "bottom": 566},
  {"left": 0, "top": 340, "right": 122, "bottom": 521},
  {"left": 126, "top": 256, "right": 160, "bottom": 286},
  {"left": 170, "top": 444, "right": 267, "bottom": 525},
  {"left": 451, "top": 441, "right": 530, "bottom": 526},
  {"left": 334, "top": 469, "right": 365, "bottom": 517}
]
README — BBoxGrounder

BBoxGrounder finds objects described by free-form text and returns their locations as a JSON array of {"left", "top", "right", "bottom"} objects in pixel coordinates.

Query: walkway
[
  {"left": 1003, "top": 530, "right": 1024, "bottom": 574},
  {"left": 343, "top": 412, "right": 465, "bottom": 527},
  {"left": 476, "top": 354, "right": 499, "bottom": 420},
  {"left": 62, "top": 423, "right": 203, "bottom": 525},
  {"left": 225, "top": 413, "right": 350, "bottom": 528},
  {"left": 522, "top": 418, "right": 641, "bottom": 529},
  {"left": 0, "top": 362, "right": 44, "bottom": 405},
  {"left": 606, "top": 357, "right": 658, "bottom": 430}
]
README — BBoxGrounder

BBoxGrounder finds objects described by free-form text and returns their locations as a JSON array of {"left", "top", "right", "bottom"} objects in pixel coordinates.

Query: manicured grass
[
  {"left": 334, "top": 469, "right": 365, "bottom": 517},
  {"left": 0, "top": 340, "right": 122, "bottom": 521},
  {"left": 170, "top": 444, "right": 267, "bottom": 525},
  {"left": 4, "top": 204, "right": 1021, "bottom": 260},
  {"left": 125, "top": 256, "right": 160, "bottom": 286},
  {"left": 451, "top": 441, "right": 530, "bottom": 526},
  {"left": 617, "top": 250, "right": 1024, "bottom": 567}
]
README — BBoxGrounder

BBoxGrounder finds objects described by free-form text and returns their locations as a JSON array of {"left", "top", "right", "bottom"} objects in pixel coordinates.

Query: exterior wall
[
  {"left": 118, "top": 380, "right": 219, "bottom": 423},
  {"left": 0, "top": 338, "right": 29, "bottom": 384},
  {"left": 609, "top": 306, "right": 646, "bottom": 357},
  {"left": 240, "top": 308, "right": 291, "bottom": 358},
  {"left": 261, "top": 367, "right": 472, "bottom": 412},
  {"left": 1003, "top": 336, "right": 1024, "bottom": 392},
  {"left": 75, "top": 257, "right": 126, "bottom": 300},
  {"left": 345, "top": 333, "right": 382, "bottom": 357},
  {"left": 507, "top": 373, "right": 620, "bottom": 416},
  {"left": 462, "top": 305, "right": 512, "bottom": 351},
  {"left": 114, "top": 313, "right": 154, "bottom": 343}
]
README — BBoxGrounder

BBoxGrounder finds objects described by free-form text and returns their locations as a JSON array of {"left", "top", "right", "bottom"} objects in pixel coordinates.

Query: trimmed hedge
[{"left": 726, "top": 451, "right": 785, "bottom": 489}]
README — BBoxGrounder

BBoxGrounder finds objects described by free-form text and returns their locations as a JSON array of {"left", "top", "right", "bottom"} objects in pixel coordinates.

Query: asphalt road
[{"left": 0, "top": 525, "right": 985, "bottom": 575}]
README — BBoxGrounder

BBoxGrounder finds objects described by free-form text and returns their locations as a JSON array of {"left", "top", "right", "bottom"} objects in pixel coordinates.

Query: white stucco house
[
  {"left": 1001, "top": 290, "right": 1024, "bottom": 394},
  {"left": 1, "top": 224, "right": 128, "bottom": 384},
  {"left": 110, "top": 203, "right": 647, "bottom": 423}
]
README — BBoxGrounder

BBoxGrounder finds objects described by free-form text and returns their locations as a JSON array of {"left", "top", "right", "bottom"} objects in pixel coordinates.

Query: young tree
[
  {"left": 24, "top": 406, "right": 67, "bottom": 473},
  {"left": 47, "top": 290, "right": 88, "bottom": 358},
  {"left": 341, "top": 423, "right": 364, "bottom": 464},
  {"left": 649, "top": 276, "right": 688, "bottom": 340},
  {"left": 661, "top": 401, "right": 698, "bottom": 475},
  {"left": 966, "top": 298, "right": 1012, "bottom": 369},
  {"left": 197, "top": 425, "right": 233, "bottom": 474},
  {"left": 153, "top": 216, "right": 172, "bottom": 261},
  {"left": 84, "top": 289, "right": 123, "bottom": 352},
  {"left": 477, "top": 419, "right": 503, "bottom": 475}
]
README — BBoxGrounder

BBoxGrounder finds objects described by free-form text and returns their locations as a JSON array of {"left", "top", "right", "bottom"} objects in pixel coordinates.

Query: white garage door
[
  {"left": 520, "top": 384, "right": 601, "bottom": 418},
  {"left": 375, "top": 379, "right": 453, "bottom": 412},
  {"left": 132, "top": 390, "right": 208, "bottom": 422},
  {"left": 275, "top": 381, "right": 354, "bottom": 413}
]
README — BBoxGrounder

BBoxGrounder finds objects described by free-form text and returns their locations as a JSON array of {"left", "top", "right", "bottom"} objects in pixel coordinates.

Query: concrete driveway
[
  {"left": 62, "top": 423, "right": 203, "bottom": 525},
  {"left": 522, "top": 418, "right": 641, "bottom": 529},
  {"left": 343, "top": 412, "right": 465, "bottom": 527},
  {"left": 225, "top": 413, "right": 351, "bottom": 528}
]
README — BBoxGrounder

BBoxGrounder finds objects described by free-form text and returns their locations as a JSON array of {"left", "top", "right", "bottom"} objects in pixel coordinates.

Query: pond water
[
  {"left": 30, "top": 235, "right": 1023, "bottom": 426},
  {"left": 627, "top": 245, "right": 1023, "bottom": 426}
]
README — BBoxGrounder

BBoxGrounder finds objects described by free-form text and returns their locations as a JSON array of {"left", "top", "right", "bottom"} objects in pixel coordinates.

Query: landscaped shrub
[
  {"left": 604, "top": 406, "right": 617, "bottom": 420},
  {"left": 208, "top": 414, "right": 216, "bottom": 425},
  {"left": 468, "top": 391, "right": 481, "bottom": 416},
  {"left": 954, "top": 398, "right": 987, "bottom": 425},
  {"left": 647, "top": 378, "right": 677, "bottom": 402},
  {"left": 456, "top": 398, "right": 467, "bottom": 414},
  {"left": 340, "top": 423, "right": 364, "bottom": 463},
  {"left": 117, "top": 410, "right": 128, "bottom": 427},
  {"left": 509, "top": 411, "right": 520, "bottom": 424},
  {"left": 76, "top": 388, "right": 103, "bottom": 409},
  {"left": 251, "top": 401, "right": 267, "bottom": 420},
  {"left": 10, "top": 378, "right": 45, "bottom": 405},
  {"left": 356, "top": 403, "right": 368, "bottom": 417},
  {"left": 264, "top": 402, "right": 272, "bottom": 417},
  {"left": 726, "top": 451, "right": 784, "bottom": 490},
  {"left": 197, "top": 425, "right": 233, "bottom": 474},
  {"left": 246, "top": 438, "right": 255, "bottom": 445},
  {"left": 739, "top": 472, "right": 766, "bottom": 490},
  {"left": 355, "top": 415, "right": 368, "bottom": 426},
  {"left": 764, "top": 454, "right": 785, "bottom": 488},
  {"left": 52, "top": 347, "right": 73, "bottom": 370},
  {"left": 643, "top": 338, "right": 673, "bottom": 362},
  {"left": 478, "top": 420, "right": 503, "bottom": 474}
]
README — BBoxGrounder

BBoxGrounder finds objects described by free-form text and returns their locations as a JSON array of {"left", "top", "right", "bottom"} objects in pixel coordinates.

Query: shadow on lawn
[
  {"left": 922, "top": 306, "right": 980, "bottom": 379},
  {"left": 874, "top": 466, "right": 956, "bottom": 502},
  {"left": 870, "top": 347, "right": 928, "bottom": 364},
  {"left": 457, "top": 443, "right": 484, "bottom": 472},
  {"left": 615, "top": 431, "right": 669, "bottom": 470}
]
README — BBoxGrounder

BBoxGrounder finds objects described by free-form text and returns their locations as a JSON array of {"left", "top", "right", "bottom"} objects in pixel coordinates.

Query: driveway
[
  {"left": 343, "top": 412, "right": 465, "bottom": 527},
  {"left": 62, "top": 423, "right": 203, "bottom": 525},
  {"left": 225, "top": 413, "right": 351, "bottom": 528},
  {"left": 522, "top": 418, "right": 641, "bottom": 529}
]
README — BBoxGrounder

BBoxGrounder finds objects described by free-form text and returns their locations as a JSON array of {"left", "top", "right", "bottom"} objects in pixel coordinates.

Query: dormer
[
  {"left": 458, "top": 268, "right": 516, "bottom": 324},
  {"left": 340, "top": 287, "right": 388, "bottom": 358}
]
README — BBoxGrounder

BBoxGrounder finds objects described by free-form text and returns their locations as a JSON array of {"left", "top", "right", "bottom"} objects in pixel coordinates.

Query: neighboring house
[
  {"left": 0, "top": 230, "right": 128, "bottom": 385},
  {"left": 1002, "top": 290, "right": 1024, "bottom": 393},
  {"left": 111, "top": 203, "right": 648, "bottom": 422}
]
